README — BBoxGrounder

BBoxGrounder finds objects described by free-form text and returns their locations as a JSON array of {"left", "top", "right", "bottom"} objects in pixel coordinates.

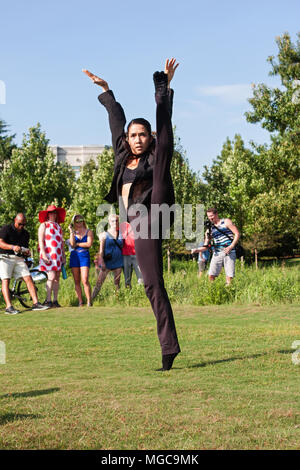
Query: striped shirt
[{"left": 211, "top": 219, "right": 235, "bottom": 251}]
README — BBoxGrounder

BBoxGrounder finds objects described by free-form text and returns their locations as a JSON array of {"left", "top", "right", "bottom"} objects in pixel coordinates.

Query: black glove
[{"left": 153, "top": 71, "right": 168, "bottom": 95}]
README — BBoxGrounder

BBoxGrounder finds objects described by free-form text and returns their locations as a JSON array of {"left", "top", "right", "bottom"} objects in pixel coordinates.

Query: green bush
[{"left": 1, "top": 259, "right": 299, "bottom": 309}]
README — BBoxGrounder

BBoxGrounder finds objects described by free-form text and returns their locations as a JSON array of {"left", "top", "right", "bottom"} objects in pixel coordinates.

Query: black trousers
[{"left": 129, "top": 91, "right": 180, "bottom": 356}]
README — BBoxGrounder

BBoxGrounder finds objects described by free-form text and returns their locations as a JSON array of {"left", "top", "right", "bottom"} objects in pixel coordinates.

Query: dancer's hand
[
  {"left": 82, "top": 69, "right": 109, "bottom": 92},
  {"left": 164, "top": 58, "right": 179, "bottom": 87}
]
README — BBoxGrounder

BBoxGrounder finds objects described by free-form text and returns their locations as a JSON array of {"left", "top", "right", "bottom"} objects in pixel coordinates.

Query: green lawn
[{"left": 0, "top": 303, "right": 299, "bottom": 450}]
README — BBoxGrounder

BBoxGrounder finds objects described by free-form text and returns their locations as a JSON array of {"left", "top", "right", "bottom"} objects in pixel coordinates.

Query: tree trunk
[
  {"left": 167, "top": 245, "right": 171, "bottom": 273},
  {"left": 255, "top": 248, "right": 258, "bottom": 270}
]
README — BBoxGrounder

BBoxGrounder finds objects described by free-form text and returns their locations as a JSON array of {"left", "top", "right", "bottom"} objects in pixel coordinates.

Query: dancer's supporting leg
[{"left": 134, "top": 215, "right": 180, "bottom": 358}]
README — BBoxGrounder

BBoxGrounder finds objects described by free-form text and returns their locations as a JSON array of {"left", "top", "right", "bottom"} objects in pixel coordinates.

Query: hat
[{"left": 38, "top": 205, "right": 66, "bottom": 224}]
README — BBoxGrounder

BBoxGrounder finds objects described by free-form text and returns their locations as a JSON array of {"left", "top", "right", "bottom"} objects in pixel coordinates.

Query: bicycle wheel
[{"left": 16, "top": 269, "right": 48, "bottom": 308}]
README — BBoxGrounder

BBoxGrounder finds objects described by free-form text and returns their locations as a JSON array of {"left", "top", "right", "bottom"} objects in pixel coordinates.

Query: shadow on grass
[
  {"left": 0, "top": 387, "right": 60, "bottom": 399},
  {"left": 0, "top": 413, "right": 41, "bottom": 425},
  {"left": 188, "top": 349, "right": 294, "bottom": 369}
]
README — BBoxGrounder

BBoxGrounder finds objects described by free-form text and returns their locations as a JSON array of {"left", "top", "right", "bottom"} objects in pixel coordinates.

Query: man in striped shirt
[{"left": 204, "top": 208, "right": 240, "bottom": 285}]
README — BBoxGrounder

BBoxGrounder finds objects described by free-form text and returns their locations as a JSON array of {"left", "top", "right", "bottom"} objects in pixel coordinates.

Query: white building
[{"left": 50, "top": 145, "right": 105, "bottom": 177}]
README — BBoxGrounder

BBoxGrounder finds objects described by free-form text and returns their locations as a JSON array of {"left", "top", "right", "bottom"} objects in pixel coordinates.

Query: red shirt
[{"left": 120, "top": 222, "right": 136, "bottom": 256}]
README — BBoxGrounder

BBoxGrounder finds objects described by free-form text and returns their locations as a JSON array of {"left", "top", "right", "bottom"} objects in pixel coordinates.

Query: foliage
[
  {"left": 245, "top": 32, "right": 300, "bottom": 134},
  {"left": 70, "top": 147, "right": 115, "bottom": 256},
  {"left": 165, "top": 132, "right": 207, "bottom": 257},
  {"left": 0, "top": 119, "right": 16, "bottom": 170},
  {"left": 0, "top": 123, "right": 75, "bottom": 248},
  {"left": 202, "top": 137, "right": 232, "bottom": 215},
  {"left": 202, "top": 32, "right": 300, "bottom": 256},
  {"left": 51, "top": 259, "right": 300, "bottom": 309},
  {"left": 244, "top": 33, "right": 300, "bottom": 251}
]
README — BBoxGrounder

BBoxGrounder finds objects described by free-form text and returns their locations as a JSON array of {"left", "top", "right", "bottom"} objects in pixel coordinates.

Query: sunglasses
[
  {"left": 18, "top": 223, "right": 26, "bottom": 227},
  {"left": 75, "top": 218, "right": 84, "bottom": 223}
]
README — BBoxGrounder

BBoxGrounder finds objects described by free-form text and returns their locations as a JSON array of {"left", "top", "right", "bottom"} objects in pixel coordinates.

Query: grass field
[{"left": 0, "top": 302, "right": 300, "bottom": 450}]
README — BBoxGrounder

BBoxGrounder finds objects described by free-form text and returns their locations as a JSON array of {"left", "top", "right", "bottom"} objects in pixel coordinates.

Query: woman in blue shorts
[{"left": 68, "top": 214, "right": 94, "bottom": 306}]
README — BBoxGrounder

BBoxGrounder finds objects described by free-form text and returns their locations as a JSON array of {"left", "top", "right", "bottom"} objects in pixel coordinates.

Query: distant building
[{"left": 50, "top": 145, "right": 105, "bottom": 177}]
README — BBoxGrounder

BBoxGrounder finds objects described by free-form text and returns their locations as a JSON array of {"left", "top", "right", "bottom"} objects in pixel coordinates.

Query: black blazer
[{"left": 98, "top": 89, "right": 174, "bottom": 210}]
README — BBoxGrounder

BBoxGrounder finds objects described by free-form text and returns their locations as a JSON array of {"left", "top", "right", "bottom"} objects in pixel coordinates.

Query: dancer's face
[{"left": 127, "top": 124, "right": 152, "bottom": 155}]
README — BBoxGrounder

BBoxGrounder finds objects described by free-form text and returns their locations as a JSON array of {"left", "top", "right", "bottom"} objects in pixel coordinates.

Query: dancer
[{"left": 83, "top": 58, "right": 180, "bottom": 370}]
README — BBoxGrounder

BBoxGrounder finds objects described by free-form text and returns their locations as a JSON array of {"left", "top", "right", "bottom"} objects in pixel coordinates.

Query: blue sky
[{"left": 1, "top": 0, "right": 299, "bottom": 174}]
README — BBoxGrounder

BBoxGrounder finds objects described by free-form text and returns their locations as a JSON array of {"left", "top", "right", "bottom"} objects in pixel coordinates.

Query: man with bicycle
[
  {"left": 204, "top": 208, "right": 240, "bottom": 285},
  {"left": 0, "top": 213, "right": 49, "bottom": 314}
]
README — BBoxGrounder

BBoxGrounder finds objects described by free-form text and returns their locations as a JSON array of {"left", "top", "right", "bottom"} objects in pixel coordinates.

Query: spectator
[
  {"left": 92, "top": 214, "right": 123, "bottom": 300},
  {"left": 205, "top": 208, "right": 240, "bottom": 285},
  {"left": 191, "top": 241, "right": 210, "bottom": 278},
  {"left": 0, "top": 213, "right": 49, "bottom": 314},
  {"left": 68, "top": 214, "right": 94, "bottom": 306},
  {"left": 120, "top": 221, "right": 143, "bottom": 288},
  {"left": 38, "top": 204, "right": 66, "bottom": 307}
]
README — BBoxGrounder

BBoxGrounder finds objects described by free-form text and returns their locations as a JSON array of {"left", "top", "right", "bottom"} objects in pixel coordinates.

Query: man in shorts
[
  {"left": 0, "top": 213, "right": 49, "bottom": 314},
  {"left": 205, "top": 208, "right": 240, "bottom": 285}
]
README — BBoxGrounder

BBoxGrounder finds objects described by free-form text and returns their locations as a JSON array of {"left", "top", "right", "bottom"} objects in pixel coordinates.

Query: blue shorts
[{"left": 70, "top": 250, "right": 90, "bottom": 268}]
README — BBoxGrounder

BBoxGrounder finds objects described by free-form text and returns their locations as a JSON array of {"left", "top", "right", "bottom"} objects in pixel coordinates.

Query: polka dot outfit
[{"left": 39, "top": 221, "right": 64, "bottom": 272}]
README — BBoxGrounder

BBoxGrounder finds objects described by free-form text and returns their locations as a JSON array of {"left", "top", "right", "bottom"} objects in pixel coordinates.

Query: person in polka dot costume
[{"left": 38, "top": 205, "right": 66, "bottom": 307}]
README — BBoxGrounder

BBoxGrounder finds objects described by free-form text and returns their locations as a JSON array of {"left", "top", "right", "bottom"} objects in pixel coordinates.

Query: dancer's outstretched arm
[
  {"left": 83, "top": 69, "right": 126, "bottom": 160},
  {"left": 154, "top": 58, "right": 179, "bottom": 165}
]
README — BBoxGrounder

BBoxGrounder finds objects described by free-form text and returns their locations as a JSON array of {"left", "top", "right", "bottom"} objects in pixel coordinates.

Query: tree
[
  {"left": 245, "top": 32, "right": 300, "bottom": 135},
  {"left": 244, "top": 32, "right": 300, "bottom": 254},
  {"left": 202, "top": 137, "right": 233, "bottom": 214},
  {"left": 0, "top": 119, "right": 16, "bottom": 170},
  {"left": 164, "top": 133, "right": 207, "bottom": 266},
  {"left": 71, "top": 146, "right": 115, "bottom": 234},
  {"left": 0, "top": 123, "right": 75, "bottom": 248}
]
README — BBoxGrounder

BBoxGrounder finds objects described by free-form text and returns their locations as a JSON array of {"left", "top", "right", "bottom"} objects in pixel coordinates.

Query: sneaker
[
  {"left": 32, "top": 302, "right": 50, "bottom": 311},
  {"left": 5, "top": 306, "right": 21, "bottom": 315},
  {"left": 43, "top": 300, "right": 53, "bottom": 308},
  {"left": 52, "top": 300, "right": 61, "bottom": 308}
]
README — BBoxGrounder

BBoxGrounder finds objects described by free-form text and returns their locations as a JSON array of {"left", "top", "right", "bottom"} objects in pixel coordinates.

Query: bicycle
[{"left": 1, "top": 256, "right": 48, "bottom": 309}]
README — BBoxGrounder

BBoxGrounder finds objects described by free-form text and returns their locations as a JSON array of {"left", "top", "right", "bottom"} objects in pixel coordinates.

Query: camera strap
[{"left": 212, "top": 224, "right": 234, "bottom": 242}]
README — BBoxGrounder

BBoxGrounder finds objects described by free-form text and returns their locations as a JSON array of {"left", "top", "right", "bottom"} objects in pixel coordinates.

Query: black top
[
  {"left": 122, "top": 166, "right": 137, "bottom": 185},
  {"left": 98, "top": 86, "right": 174, "bottom": 210},
  {"left": 0, "top": 223, "right": 30, "bottom": 255}
]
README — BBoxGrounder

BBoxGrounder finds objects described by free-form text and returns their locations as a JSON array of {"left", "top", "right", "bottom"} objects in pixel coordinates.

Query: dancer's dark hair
[{"left": 127, "top": 118, "right": 152, "bottom": 135}]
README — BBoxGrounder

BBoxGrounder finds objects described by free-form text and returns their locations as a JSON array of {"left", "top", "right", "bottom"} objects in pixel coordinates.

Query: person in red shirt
[{"left": 120, "top": 221, "right": 143, "bottom": 288}]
